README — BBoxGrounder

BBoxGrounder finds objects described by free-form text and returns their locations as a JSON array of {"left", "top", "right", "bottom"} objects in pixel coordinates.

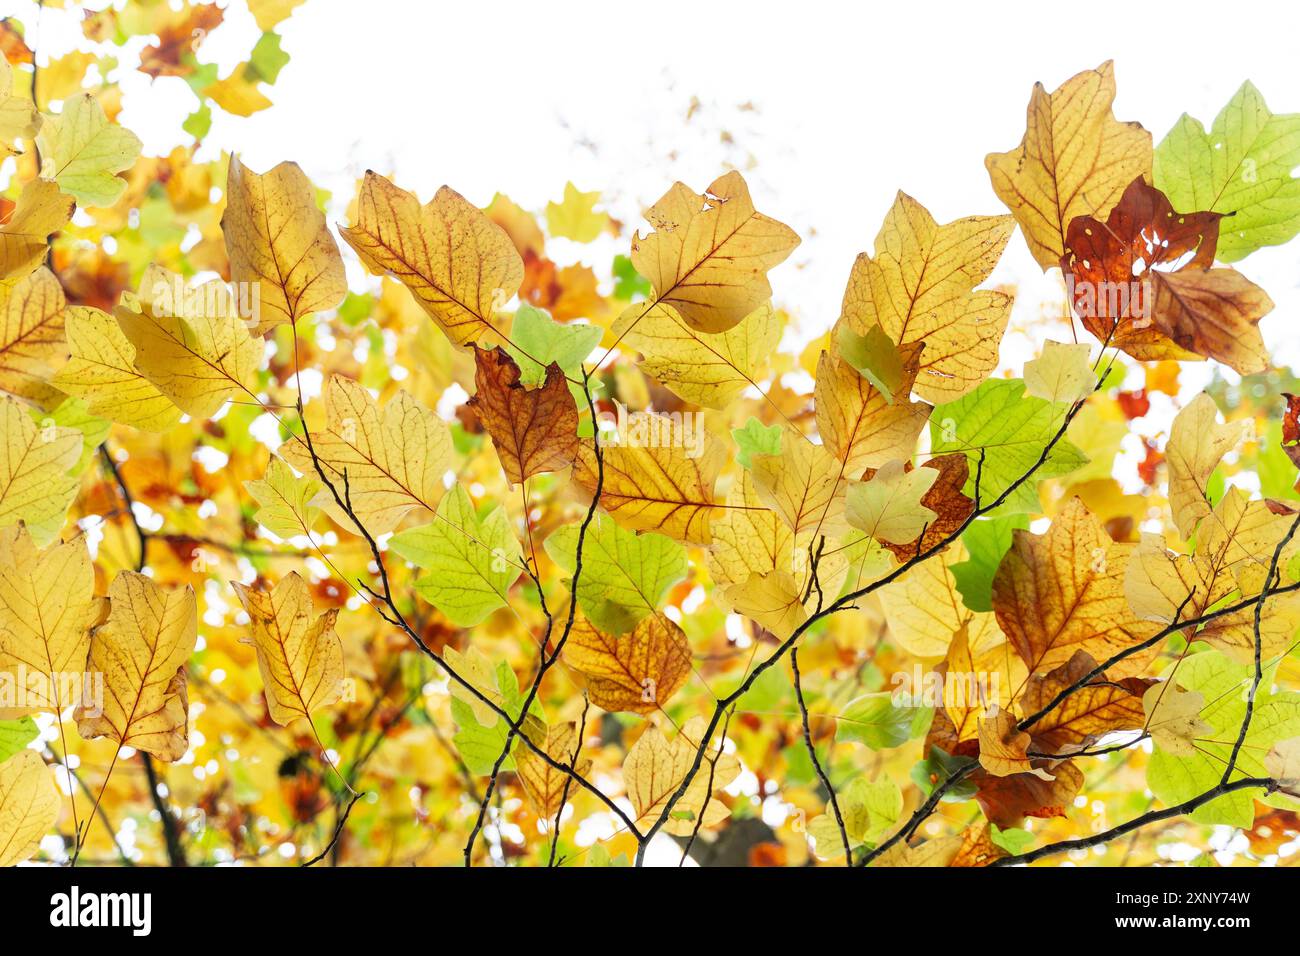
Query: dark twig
[{"left": 792, "top": 647, "right": 850, "bottom": 864}]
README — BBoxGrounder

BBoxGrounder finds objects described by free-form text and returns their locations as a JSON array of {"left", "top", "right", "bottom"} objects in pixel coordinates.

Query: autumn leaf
[
  {"left": 0, "top": 525, "right": 102, "bottom": 718},
  {"left": 545, "top": 182, "right": 608, "bottom": 243},
  {"left": 340, "top": 171, "right": 523, "bottom": 349},
  {"left": 815, "top": 347, "right": 930, "bottom": 477},
  {"left": 987, "top": 61, "right": 1151, "bottom": 270},
  {"left": 564, "top": 614, "right": 692, "bottom": 714},
  {"left": 1143, "top": 681, "right": 1211, "bottom": 757},
  {"left": 809, "top": 776, "right": 902, "bottom": 858},
  {"left": 1023, "top": 341, "right": 1095, "bottom": 405},
  {"left": 992, "top": 497, "right": 1160, "bottom": 679},
  {"left": 573, "top": 422, "right": 723, "bottom": 544},
  {"left": 0, "top": 57, "right": 38, "bottom": 160},
  {"left": 114, "top": 265, "right": 262, "bottom": 419},
  {"left": 1155, "top": 81, "right": 1300, "bottom": 262},
  {"left": 515, "top": 721, "right": 592, "bottom": 819},
  {"left": 836, "top": 192, "right": 1013, "bottom": 402},
  {"left": 245, "top": 456, "right": 321, "bottom": 540},
  {"left": 1165, "top": 392, "right": 1249, "bottom": 539},
  {"left": 864, "top": 454, "right": 973, "bottom": 561},
  {"left": 1019, "top": 651, "right": 1149, "bottom": 755},
  {"left": 544, "top": 512, "right": 686, "bottom": 634},
  {"left": 614, "top": 301, "right": 782, "bottom": 409},
  {"left": 0, "top": 179, "right": 73, "bottom": 281},
  {"left": 626, "top": 171, "right": 799, "bottom": 334},
  {"left": 0, "top": 750, "right": 59, "bottom": 867},
  {"left": 879, "top": 544, "right": 1003, "bottom": 660},
  {"left": 846, "top": 459, "right": 937, "bottom": 546},
  {"left": 389, "top": 483, "right": 522, "bottom": 627},
  {"left": 978, "top": 707, "right": 1053, "bottom": 780},
  {"left": 467, "top": 346, "right": 578, "bottom": 486},
  {"left": 76, "top": 572, "right": 197, "bottom": 762},
  {"left": 972, "top": 761, "right": 1084, "bottom": 829},
  {"left": 624, "top": 716, "right": 739, "bottom": 836},
  {"left": 1062, "top": 177, "right": 1271, "bottom": 373},
  {"left": 221, "top": 155, "right": 347, "bottom": 335},
  {"left": 280, "top": 375, "right": 452, "bottom": 534},
  {"left": 51, "top": 304, "right": 182, "bottom": 431},
  {"left": 750, "top": 433, "right": 848, "bottom": 538},
  {"left": 233, "top": 572, "right": 344, "bottom": 727},
  {"left": 444, "top": 646, "right": 545, "bottom": 774},
  {"left": 504, "top": 304, "right": 600, "bottom": 399},
  {"left": 0, "top": 266, "right": 68, "bottom": 406},
  {"left": 37, "top": 92, "right": 141, "bottom": 207},
  {"left": 0, "top": 394, "right": 81, "bottom": 544}
]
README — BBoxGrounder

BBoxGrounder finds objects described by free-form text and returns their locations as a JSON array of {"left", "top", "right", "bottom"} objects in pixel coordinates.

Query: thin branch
[{"left": 792, "top": 647, "right": 850, "bottom": 865}]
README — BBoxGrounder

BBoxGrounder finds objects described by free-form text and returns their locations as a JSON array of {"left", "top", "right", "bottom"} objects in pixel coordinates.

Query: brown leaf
[
  {"left": 1062, "top": 177, "right": 1270, "bottom": 373},
  {"left": 466, "top": 346, "right": 577, "bottom": 486},
  {"left": 973, "top": 760, "right": 1084, "bottom": 828},
  {"left": 1280, "top": 393, "right": 1300, "bottom": 470},
  {"left": 866, "top": 454, "right": 973, "bottom": 561},
  {"left": 515, "top": 722, "right": 591, "bottom": 820},
  {"left": 563, "top": 614, "right": 692, "bottom": 715},
  {"left": 1018, "top": 650, "right": 1150, "bottom": 755}
]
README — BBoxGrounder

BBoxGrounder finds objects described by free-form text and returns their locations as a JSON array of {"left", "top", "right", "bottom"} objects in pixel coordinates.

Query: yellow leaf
[
  {"left": 52, "top": 304, "right": 183, "bottom": 431},
  {"left": 114, "top": 265, "right": 262, "bottom": 419},
  {"left": 836, "top": 192, "right": 1013, "bottom": 402},
  {"left": 725, "top": 570, "right": 808, "bottom": 639},
  {"left": 624, "top": 716, "right": 739, "bottom": 836},
  {"left": 1265, "top": 738, "right": 1300, "bottom": 791},
  {"left": 222, "top": 155, "right": 347, "bottom": 335},
  {"left": 0, "top": 57, "right": 39, "bottom": 158},
  {"left": 0, "top": 179, "right": 74, "bottom": 282},
  {"left": 340, "top": 172, "right": 523, "bottom": 349},
  {"left": 565, "top": 615, "right": 692, "bottom": 715},
  {"left": 845, "top": 459, "right": 937, "bottom": 545},
  {"left": 815, "top": 349, "right": 930, "bottom": 476},
  {"left": 987, "top": 61, "right": 1152, "bottom": 271},
  {"left": 0, "top": 266, "right": 67, "bottom": 406},
  {"left": 233, "top": 572, "right": 344, "bottom": 727},
  {"left": 0, "top": 525, "right": 101, "bottom": 716},
  {"left": 515, "top": 721, "right": 592, "bottom": 819},
  {"left": 280, "top": 375, "right": 453, "bottom": 535},
  {"left": 573, "top": 423, "right": 723, "bottom": 545},
  {"left": 244, "top": 456, "right": 321, "bottom": 540},
  {"left": 978, "top": 706, "right": 1054, "bottom": 779},
  {"left": 205, "top": 62, "right": 272, "bottom": 118},
  {"left": 751, "top": 433, "right": 848, "bottom": 539},
  {"left": 879, "top": 543, "right": 1003, "bottom": 659},
  {"left": 247, "top": 0, "right": 305, "bottom": 31},
  {"left": 1143, "top": 682, "right": 1210, "bottom": 757},
  {"left": 992, "top": 498, "right": 1160, "bottom": 678},
  {"left": 76, "top": 572, "right": 197, "bottom": 762},
  {"left": 0, "top": 751, "right": 59, "bottom": 867},
  {"left": 630, "top": 171, "right": 799, "bottom": 334},
  {"left": 0, "top": 394, "right": 80, "bottom": 544},
  {"left": 545, "top": 182, "right": 608, "bottom": 243},
  {"left": 1023, "top": 341, "right": 1094, "bottom": 404},
  {"left": 1166, "top": 392, "right": 1248, "bottom": 540},
  {"left": 614, "top": 301, "right": 782, "bottom": 410}
]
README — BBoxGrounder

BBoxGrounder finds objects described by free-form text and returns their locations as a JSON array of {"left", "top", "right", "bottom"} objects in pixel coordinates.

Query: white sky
[{"left": 12, "top": 0, "right": 1300, "bottom": 366}]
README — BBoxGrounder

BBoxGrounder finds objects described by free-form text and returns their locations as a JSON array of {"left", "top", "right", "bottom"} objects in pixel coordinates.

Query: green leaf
[
  {"left": 543, "top": 512, "right": 686, "bottom": 634},
  {"left": 1147, "top": 651, "right": 1300, "bottom": 827},
  {"left": 732, "top": 417, "right": 782, "bottom": 469},
  {"left": 182, "top": 102, "right": 212, "bottom": 141},
  {"left": 0, "top": 717, "right": 38, "bottom": 764},
  {"left": 450, "top": 659, "right": 542, "bottom": 774},
  {"left": 390, "top": 484, "right": 523, "bottom": 627},
  {"left": 930, "top": 378, "right": 1087, "bottom": 516},
  {"left": 612, "top": 254, "right": 651, "bottom": 301},
  {"left": 989, "top": 824, "right": 1035, "bottom": 855},
  {"left": 837, "top": 323, "right": 902, "bottom": 404},
  {"left": 836, "top": 693, "right": 915, "bottom": 750},
  {"left": 30, "top": 397, "right": 109, "bottom": 475},
  {"left": 37, "top": 93, "right": 142, "bottom": 207},
  {"left": 1154, "top": 81, "right": 1300, "bottom": 262},
  {"left": 950, "top": 515, "right": 1028, "bottom": 612},
  {"left": 248, "top": 33, "right": 290, "bottom": 85},
  {"left": 809, "top": 776, "right": 903, "bottom": 857},
  {"left": 504, "top": 304, "right": 601, "bottom": 402},
  {"left": 910, "top": 746, "right": 977, "bottom": 800}
]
